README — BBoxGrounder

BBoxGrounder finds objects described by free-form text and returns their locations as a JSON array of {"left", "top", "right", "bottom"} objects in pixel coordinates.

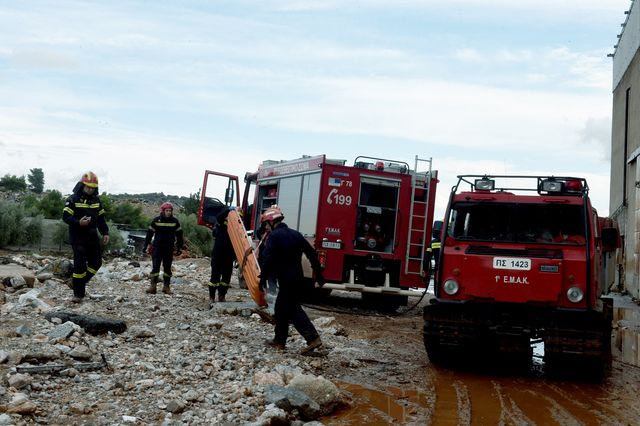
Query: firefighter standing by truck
[
  {"left": 208, "top": 206, "right": 234, "bottom": 306},
  {"left": 62, "top": 171, "right": 109, "bottom": 303},
  {"left": 143, "top": 202, "right": 183, "bottom": 295},
  {"left": 259, "top": 205, "right": 325, "bottom": 354}
]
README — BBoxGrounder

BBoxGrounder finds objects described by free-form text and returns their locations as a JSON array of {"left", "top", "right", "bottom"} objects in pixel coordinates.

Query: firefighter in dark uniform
[
  {"left": 208, "top": 206, "right": 234, "bottom": 306},
  {"left": 259, "top": 205, "right": 325, "bottom": 354},
  {"left": 143, "top": 202, "right": 183, "bottom": 295},
  {"left": 424, "top": 228, "right": 441, "bottom": 278},
  {"left": 62, "top": 171, "right": 109, "bottom": 303}
]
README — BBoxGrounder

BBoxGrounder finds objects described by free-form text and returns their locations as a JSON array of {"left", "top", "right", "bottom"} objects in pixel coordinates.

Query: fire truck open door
[
  {"left": 198, "top": 170, "right": 241, "bottom": 228},
  {"left": 198, "top": 171, "right": 267, "bottom": 307}
]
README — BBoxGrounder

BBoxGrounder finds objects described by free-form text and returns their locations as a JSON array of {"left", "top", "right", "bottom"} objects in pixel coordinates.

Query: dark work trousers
[
  {"left": 72, "top": 238, "right": 102, "bottom": 298},
  {"left": 151, "top": 245, "right": 174, "bottom": 284},
  {"left": 209, "top": 236, "right": 234, "bottom": 298},
  {"left": 273, "top": 285, "right": 319, "bottom": 346}
]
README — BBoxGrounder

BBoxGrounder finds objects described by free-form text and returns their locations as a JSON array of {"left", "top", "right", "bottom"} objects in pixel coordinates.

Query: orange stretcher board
[{"left": 226, "top": 209, "right": 267, "bottom": 307}]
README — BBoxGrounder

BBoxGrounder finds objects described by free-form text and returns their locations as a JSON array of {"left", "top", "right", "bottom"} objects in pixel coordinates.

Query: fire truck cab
[
  {"left": 199, "top": 154, "right": 438, "bottom": 309},
  {"left": 423, "top": 175, "right": 620, "bottom": 373}
]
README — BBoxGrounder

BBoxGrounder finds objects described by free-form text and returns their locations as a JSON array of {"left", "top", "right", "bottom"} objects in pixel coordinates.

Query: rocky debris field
[
  {"left": 0, "top": 253, "right": 435, "bottom": 425},
  {"left": 2, "top": 252, "right": 640, "bottom": 425}
]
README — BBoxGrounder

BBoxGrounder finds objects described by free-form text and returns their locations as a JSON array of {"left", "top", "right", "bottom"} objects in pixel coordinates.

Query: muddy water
[
  {"left": 322, "top": 363, "right": 640, "bottom": 425},
  {"left": 314, "top": 302, "right": 640, "bottom": 425}
]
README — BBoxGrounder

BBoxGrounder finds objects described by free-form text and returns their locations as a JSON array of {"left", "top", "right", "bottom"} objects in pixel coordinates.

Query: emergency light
[
  {"left": 540, "top": 179, "right": 563, "bottom": 193},
  {"left": 474, "top": 178, "right": 495, "bottom": 191}
]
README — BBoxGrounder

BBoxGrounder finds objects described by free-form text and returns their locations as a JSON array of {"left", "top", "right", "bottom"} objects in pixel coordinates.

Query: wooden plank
[{"left": 226, "top": 210, "right": 267, "bottom": 307}]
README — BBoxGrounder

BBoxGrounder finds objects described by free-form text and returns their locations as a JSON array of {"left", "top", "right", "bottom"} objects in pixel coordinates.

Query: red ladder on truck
[{"left": 405, "top": 156, "right": 433, "bottom": 276}]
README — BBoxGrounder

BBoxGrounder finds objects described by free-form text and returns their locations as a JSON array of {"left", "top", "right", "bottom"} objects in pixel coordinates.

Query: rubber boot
[
  {"left": 218, "top": 285, "right": 227, "bottom": 302},
  {"left": 162, "top": 276, "right": 172, "bottom": 294},
  {"left": 300, "top": 337, "right": 323, "bottom": 354},
  {"left": 208, "top": 286, "right": 216, "bottom": 309},
  {"left": 146, "top": 276, "right": 158, "bottom": 294}
]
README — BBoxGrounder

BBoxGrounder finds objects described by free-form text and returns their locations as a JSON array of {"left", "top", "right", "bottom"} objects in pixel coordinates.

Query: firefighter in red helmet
[
  {"left": 143, "top": 202, "right": 184, "bottom": 295},
  {"left": 259, "top": 205, "right": 326, "bottom": 354},
  {"left": 62, "top": 171, "right": 109, "bottom": 303}
]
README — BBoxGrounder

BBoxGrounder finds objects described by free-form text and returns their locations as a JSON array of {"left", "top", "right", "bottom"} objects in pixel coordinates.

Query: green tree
[
  {"left": 110, "top": 202, "right": 149, "bottom": 228},
  {"left": 177, "top": 213, "right": 212, "bottom": 256},
  {"left": 0, "top": 174, "right": 27, "bottom": 191},
  {"left": 38, "top": 190, "right": 65, "bottom": 219},
  {"left": 27, "top": 168, "right": 44, "bottom": 193},
  {"left": 100, "top": 193, "right": 115, "bottom": 218},
  {"left": 182, "top": 190, "right": 201, "bottom": 215}
]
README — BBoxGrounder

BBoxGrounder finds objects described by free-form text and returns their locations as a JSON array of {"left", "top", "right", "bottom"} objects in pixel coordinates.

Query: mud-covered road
[{"left": 311, "top": 294, "right": 640, "bottom": 425}]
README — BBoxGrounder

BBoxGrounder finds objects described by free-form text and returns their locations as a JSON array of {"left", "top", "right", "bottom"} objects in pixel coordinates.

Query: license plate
[
  {"left": 493, "top": 257, "right": 531, "bottom": 271},
  {"left": 321, "top": 241, "right": 341, "bottom": 249}
]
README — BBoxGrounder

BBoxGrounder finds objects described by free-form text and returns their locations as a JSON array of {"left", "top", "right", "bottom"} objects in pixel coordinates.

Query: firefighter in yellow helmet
[{"left": 62, "top": 172, "right": 109, "bottom": 303}]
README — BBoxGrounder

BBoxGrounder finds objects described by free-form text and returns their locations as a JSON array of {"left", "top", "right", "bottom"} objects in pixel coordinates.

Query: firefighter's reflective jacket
[
  {"left": 62, "top": 184, "right": 109, "bottom": 244},
  {"left": 145, "top": 215, "right": 184, "bottom": 249}
]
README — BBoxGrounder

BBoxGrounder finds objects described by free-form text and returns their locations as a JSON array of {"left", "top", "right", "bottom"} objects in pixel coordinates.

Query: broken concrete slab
[
  {"left": 0, "top": 265, "right": 35, "bottom": 288},
  {"left": 44, "top": 311, "right": 127, "bottom": 335}
]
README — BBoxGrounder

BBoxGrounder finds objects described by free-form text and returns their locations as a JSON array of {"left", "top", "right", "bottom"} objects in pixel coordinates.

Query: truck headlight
[
  {"left": 566, "top": 287, "right": 584, "bottom": 303},
  {"left": 443, "top": 279, "right": 459, "bottom": 295}
]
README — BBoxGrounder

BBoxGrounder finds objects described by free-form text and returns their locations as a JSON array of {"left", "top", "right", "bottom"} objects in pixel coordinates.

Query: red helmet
[
  {"left": 81, "top": 171, "right": 99, "bottom": 188},
  {"left": 261, "top": 205, "right": 284, "bottom": 223},
  {"left": 160, "top": 202, "right": 174, "bottom": 212}
]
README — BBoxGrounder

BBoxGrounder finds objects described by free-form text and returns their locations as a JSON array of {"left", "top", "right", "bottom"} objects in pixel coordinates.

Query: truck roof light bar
[{"left": 453, "top": 175, "right": 589, "bottom": 196}]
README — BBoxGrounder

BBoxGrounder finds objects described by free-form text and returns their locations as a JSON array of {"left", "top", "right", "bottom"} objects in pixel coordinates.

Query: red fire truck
[
  {"left": 198, "top": 155, "right": 438, "bottom": 308},
  {"left": 423, "top": 175, "right": 620, "bottom": 373}
]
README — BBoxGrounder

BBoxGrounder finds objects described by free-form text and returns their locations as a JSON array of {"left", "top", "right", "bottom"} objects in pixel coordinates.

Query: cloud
[
  {"left": 579, "top": 117, "right": 612, "bottom": 162},
  {"left": 9, "top": 49, "right": 77, "bottom": 69}
]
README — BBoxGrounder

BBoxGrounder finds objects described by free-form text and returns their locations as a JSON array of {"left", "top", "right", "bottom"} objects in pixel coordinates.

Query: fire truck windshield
[{"left": 448, "top": 202, "right": 586, "bottom": 245}]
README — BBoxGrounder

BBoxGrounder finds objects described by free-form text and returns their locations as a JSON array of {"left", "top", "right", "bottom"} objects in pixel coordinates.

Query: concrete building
[{"left": 611, "top": 0, "right": 640, "bottom": 299}]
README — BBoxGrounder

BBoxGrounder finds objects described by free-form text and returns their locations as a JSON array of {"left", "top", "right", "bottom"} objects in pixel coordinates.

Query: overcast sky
[{"left": 0, "top": 0, "right": 631, "bottom": 218}]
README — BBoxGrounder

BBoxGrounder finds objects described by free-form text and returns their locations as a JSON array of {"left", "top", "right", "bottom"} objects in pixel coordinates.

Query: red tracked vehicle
[{"left": 423, "top": 175, "right": 620, "bottom": 372}]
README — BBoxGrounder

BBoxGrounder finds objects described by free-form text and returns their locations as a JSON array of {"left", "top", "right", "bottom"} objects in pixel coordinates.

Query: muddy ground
[{"left": 1, "top": 253, "right": 640, "bottom": 425}]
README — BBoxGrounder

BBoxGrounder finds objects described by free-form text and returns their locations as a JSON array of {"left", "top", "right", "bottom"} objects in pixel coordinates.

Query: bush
[
  {"left": 104, "top": 221, "right": 126, "bottom": 252},
  {"left": 53, "top": 222, "right": 69, "bottom": 249},
  {"left": 38, "top": 190, "right": 65, "bottom": 219},
  {"left": 0, "top": 201, "right": 43, "bottom": 247},
  {"left": 177, "top": 213, "right": 212, "bottom": 256}
]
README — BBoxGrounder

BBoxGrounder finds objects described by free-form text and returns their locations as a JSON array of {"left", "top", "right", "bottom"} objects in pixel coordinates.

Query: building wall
[{"left": 611, "top": 43, "right": 640, "bottom": 298}]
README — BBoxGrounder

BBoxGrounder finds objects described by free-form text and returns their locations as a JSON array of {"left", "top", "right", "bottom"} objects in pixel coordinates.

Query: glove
[
  {"left": 176, "top": 248, "right": 182, "bottom": 256},
  {"left": 142, "top": 245, "right": 148, "bottom": 254},
  {"left": 316, "top": 273, "right": 325, "bottom": 288},
  {"left": 259, "top": 275, "right": 267, "bottom": 292}
]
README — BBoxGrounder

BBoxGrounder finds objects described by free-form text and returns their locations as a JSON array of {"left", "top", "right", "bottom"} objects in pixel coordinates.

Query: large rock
[
  {"left": 8, "top": 373, "right": 32, "bottom": 390},
  {"left": 18, "top": 289, "right": 52, "bottom": 312},
  {"left": 130, "top": 326, "right": 155, "bottom": 338},
  {"left": 0, "top": 265, "right": 35, "bottom": 288},
  {"left": 287, "top": 374, "right": 342, "bottom": 408},
  {"left": 47, "top": 321, "right": 76, "bottom": 340},
  {"left": 44, "top": 311, "right": 127, "bottom": 335},
  {"left": 247, "top": 403, "right": 288, "bottom": 426},
  {"left": 264, "top": 385, "right": 321, "bottom": 420}
]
